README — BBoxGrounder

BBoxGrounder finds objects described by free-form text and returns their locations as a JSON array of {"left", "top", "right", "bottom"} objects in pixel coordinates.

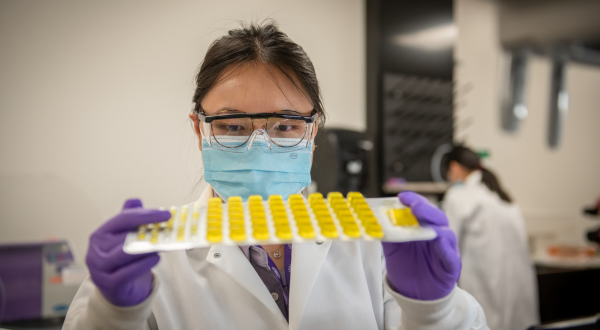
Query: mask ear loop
[
  {"left": 305, "top": 122, "right": 316, "bottom": 149},
  {"left": 200, "top": 121, "right": 213, "bottom": 148},
  {"left": 306, "top": 112, "right": 319, "bottom": 147}
]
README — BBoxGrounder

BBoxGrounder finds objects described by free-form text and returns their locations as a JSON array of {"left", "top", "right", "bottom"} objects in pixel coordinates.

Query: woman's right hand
[{"left": 86, "top": 199, "right": 171, "bottom": 306}]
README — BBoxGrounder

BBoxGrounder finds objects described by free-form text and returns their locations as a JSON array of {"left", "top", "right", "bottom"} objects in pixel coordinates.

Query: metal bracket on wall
[
  {"left": 501, "top": 50, "right": 529, "bottom": 132},
  {"left": 548, "top": 56, "right": 569, "bottom": 148}
]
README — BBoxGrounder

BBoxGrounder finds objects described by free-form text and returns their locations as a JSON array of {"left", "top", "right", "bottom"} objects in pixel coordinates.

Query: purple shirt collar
[{"left": 239, "top": 244, "right": 292, "bottom": 320}]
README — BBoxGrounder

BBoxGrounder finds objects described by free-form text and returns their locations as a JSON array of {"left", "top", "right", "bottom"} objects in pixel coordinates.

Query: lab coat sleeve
[
  {"left": 63, "top": 274, "right": 159, "bottom": 330},
  {"left": 382, "top": 249, "right": 402, "bottom": 330},
  {"left": 383, "top": 276, "right": 489, "bottom": 330}
]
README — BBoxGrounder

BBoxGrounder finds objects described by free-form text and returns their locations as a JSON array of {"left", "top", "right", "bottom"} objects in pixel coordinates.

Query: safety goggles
[{"left": 197, "top": 109, "right": 318, "bottom": 153}]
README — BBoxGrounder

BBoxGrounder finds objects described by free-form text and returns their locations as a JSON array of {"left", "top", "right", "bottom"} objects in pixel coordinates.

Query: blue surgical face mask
[{"left": 202, "top": 135, "right": 312, "bottom": 201}]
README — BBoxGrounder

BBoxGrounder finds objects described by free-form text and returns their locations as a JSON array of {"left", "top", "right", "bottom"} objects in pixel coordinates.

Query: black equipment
[{"left": 310, "top": 128, "right": 372, "bottom": 196}]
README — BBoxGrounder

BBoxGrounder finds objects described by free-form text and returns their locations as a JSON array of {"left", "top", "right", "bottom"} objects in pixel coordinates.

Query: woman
[
  {"left": 443, "top": 145, "right": 538, "bottom": 330},
  {"left": 64, "top": 22, "right": 488, "bottom": 329}
]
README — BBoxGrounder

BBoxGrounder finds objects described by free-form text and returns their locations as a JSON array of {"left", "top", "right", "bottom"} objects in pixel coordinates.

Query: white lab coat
[
  {"left": 64, "top": 186, "right": 489, "bottom": 330},
  {"left": 443, "top": 171, "right": 539, "bottom": 330}
]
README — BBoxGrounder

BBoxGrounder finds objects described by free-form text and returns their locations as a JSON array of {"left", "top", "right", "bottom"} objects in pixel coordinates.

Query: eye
[
  {"left": 214, "top": 124, "right": 246, "bottom": 132},
  {"left": 267, "top": 118, "right": 305, "bottom": 134},
  {"left": 275, "top": 124, "right": 295, "bottom": 132},
  {"left": 224, "top": 125, "right": 245, "bottom": 132}
]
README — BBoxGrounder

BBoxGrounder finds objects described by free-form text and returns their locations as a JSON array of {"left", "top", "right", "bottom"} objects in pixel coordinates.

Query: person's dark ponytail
[
  {"left": 479, "top": 167, "right": 512, "bottom": 203},
  {"left": 444, "top": 146, "right": 513, "bottom": 203}
]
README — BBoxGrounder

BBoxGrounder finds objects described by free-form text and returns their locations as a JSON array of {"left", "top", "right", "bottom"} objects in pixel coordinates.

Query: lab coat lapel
[
  {"left": 289, "top": 240, "right": 332, "bottom": 329},
  {"left": 206, "top": 244, "right": 288, "bottom": 326},
  {"left": 197, "top": 185, "right": 214, "bottom": 206},
  {"left": 199, "top": 186, "right": 287, "bottom": 326}
]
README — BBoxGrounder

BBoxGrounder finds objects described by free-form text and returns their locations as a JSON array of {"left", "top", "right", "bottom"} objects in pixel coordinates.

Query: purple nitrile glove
[
  {"left": 86, "top": 199, "right": 170, "bottom": 306},
  {"left": 382, "top": 191, "right": 461, "bottom": 301}
]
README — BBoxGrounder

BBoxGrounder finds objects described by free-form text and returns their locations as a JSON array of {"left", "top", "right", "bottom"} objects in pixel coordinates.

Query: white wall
[
  {"left": 454, "top": 0, "right": 600, "bottom": 245},
  {"left": 0, "top": 0, "right": 365, "bottom": 261}
]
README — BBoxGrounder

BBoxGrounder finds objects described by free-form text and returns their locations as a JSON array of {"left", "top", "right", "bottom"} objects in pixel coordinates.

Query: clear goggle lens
[
  {"left": 201, "top": 122, "right": 313, "bottom": 153},
  {"left": 212, "top": 116, "right": 307, "bottom": 145}
]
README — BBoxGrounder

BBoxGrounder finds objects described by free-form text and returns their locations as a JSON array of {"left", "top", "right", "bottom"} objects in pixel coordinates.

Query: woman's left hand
[{"left": 382, "top": 191, "right": 461, "bottom": 301}]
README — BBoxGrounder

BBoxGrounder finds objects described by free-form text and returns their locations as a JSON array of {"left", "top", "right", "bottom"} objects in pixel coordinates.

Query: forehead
[{"left": 200, "top": 62, "right": 313, "bottom": 115}]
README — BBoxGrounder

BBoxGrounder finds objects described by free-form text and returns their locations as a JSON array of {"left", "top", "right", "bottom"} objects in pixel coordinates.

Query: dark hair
[
  {"left": 444, "top": 146, "right": 513, "bottom": 203},
  {"left": 191, "top": 20, "right": 325, "bottom": 125}
]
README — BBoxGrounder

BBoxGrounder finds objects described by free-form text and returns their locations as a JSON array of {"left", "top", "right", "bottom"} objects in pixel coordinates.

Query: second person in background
[{"left": 443, "top": 145, "right": 538, "bottom": 330}]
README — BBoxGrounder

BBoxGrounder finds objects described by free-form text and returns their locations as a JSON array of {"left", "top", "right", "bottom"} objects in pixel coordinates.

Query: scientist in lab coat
[
  {"left": 64, "top": 22, "right": 488, "bottom": 330},
  {"left": 442, "top": 145, "right": 538, "bottom": 330}
]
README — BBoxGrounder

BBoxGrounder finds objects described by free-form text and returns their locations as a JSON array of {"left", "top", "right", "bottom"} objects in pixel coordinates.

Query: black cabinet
[
  {"left": 366, "top": 0, "right": 454, "bottom": 197},
  {"left": 537, "top": 265, "right": 600, "bottom": 323}
]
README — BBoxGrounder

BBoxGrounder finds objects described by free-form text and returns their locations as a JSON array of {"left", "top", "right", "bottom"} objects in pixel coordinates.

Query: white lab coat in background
[
  {"left": 64, "top": 186, "right": 488, "bottom": 330},
  {"left": 443, "top": 170, "right": 539, "bottom": 330}
]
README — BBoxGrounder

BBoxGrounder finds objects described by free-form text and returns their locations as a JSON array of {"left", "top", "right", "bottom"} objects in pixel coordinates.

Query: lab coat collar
[
  {"left": 197, "top": 185, "right": 333, "bottom": 328},
  {"left": 289, "top": 240, "right": 332, "bottom": 328},
  {"left": 197, "top": 184, "right": 215, "bottom": 205},
  {"left": 206, "top": 244, "right": 289, "bottom": 327},
  {"left": 198, "top": 186, "right": 287, "bottom": 326},
  {"left": 465, "top": 170, "right": 482, "bottom": 186}
]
